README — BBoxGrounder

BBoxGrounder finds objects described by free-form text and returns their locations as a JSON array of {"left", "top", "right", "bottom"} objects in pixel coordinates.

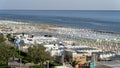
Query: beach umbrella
[{"left": 15, "top": 38, "right": 20, "bottom": 46}]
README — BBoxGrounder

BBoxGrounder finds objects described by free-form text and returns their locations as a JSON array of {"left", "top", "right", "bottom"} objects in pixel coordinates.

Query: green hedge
[
  {"left": 49, "top": 61, "right": 62, "bottom": 66},
  {"left": 0, "top": 61, "right": 6, "bottom": 66},
  {"left": 32, "top": 65, "right": 45, "bottom": 68}
]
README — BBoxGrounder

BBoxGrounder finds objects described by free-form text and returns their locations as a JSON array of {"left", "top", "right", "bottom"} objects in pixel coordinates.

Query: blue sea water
[{"left": 0, "top": 10, "right": 120, "bottom": 32}]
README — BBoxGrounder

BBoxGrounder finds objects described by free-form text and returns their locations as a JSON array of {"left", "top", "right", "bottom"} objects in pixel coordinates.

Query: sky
[{"left": 0, "top": 0, "right": 120, "bottom": 10}]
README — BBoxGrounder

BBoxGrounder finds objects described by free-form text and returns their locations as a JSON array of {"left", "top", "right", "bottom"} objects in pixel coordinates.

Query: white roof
[{"left": 65, "top": 45, "right": 90, "bottom": 49}]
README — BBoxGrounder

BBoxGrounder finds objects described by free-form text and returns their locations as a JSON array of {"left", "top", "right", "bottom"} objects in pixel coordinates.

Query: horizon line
[{"left": 0, "top": 9, "right": 120, "bottom": 11}]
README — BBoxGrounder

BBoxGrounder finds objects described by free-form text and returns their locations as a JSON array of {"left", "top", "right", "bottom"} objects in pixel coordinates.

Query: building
[
  {"left": 65, "top": 49, "right": 87, "bottom": 68},
  {"left": 16, "top": 34, "right": 58, "bottom": 45},
  {"left": 65, "top": 45, "right": 102, "bottom": 56},
  {"left": 92, "top": 52, "right": 116, "bottom": 61}
]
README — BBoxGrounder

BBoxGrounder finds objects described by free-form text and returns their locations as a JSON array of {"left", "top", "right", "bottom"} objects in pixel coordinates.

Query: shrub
[
  {"left": 32, "top": 65, "right": 45, "bottom": 68},
  {"left": 49, "top": 61, "right": 62, "bottom": 66}
]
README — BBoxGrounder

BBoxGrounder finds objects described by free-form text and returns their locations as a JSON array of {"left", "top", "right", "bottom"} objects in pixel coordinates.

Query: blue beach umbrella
[
  {"left": 90, "top": 62, "right": 94, "bottom": 68},
  {"left": 15, "top": 39, "right": 20, "bottom": 46}
]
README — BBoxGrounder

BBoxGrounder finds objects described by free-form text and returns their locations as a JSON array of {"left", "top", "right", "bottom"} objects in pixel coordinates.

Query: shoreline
[
  {"left": 0, "top": 20, "right": 120, "bottom": 35},
  {"left": 0, "top": 20, "right": 120, "bottom": 37},
  {"left": 92, "top": 29, "right": 120, "bottom": 35}
]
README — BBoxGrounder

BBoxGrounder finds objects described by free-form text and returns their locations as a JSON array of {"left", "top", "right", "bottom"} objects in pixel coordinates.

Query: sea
[{"left": 0, "top": 10, "right": 120, "bottom": 33}]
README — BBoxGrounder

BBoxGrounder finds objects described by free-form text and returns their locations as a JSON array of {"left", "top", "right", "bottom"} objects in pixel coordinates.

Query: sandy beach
[
  {"left": 0, "top": 20, "right": 120, "bottom": 53},
  {"left": 0, "top": 20, "right": 120, "bottom": 41}
]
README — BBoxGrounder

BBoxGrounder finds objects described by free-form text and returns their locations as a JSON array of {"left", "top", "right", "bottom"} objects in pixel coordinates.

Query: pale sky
[{"left": 0, "top": 0, "right": 120, "bottom": 10}]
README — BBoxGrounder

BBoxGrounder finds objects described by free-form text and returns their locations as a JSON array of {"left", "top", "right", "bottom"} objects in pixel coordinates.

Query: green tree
[
  {"left": 19, "top": 51, "right": 30, "bottom": 64},
  {"left": 27, "top": 45, "right": 51, "bottom": 66},
  {"left": 0, "top": 33, "right": 6, "bottom": 43},
  {"left": 0, "top": 43, "right": 18, "bottom": 65}
]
